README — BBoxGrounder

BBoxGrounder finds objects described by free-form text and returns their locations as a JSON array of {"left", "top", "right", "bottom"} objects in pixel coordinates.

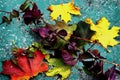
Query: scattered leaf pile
[{"left": 0, "top": 0, "right": 120, "bottom": 80}]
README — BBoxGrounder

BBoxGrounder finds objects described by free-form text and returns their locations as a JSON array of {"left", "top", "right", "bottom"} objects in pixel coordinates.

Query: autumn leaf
[
  {"left": 62, "top": 50, "right": 78, "bottom": 66},
  {"left": 52, "top": 21, "right": 77, "bottom": 49},
  {"left": 29, "top": 51, "right": 48, "bottom": 76},
  {"left": 85, "top": 17, "right": 120, "bottom": 48},
  {"left": 1, "top": 49, "right": 48, "bottom": 80},
  {"left": 32, "top": 21, "right": 77, "bottom": 50},
  {"left": 23, "top": 3, "right": 43, "bottom": 25},
  {"left": 46, "top": 58, "right": 72, "bottom": 80},
  {"left": 105, "top": 66, "right": 116, "bottom": 80},
  {"left": 48, "top": 0, "right": 81, "bottom": 23},
  {"left": 73, "top": 21, "right": 95, "bottom": 47},
  {"left": 55, "top": 21, "right": 77, "bottom": 40}
]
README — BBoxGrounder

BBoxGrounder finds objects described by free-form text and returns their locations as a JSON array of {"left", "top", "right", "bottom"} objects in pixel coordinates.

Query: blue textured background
[{"left": 0, "top": 0, "right": 120, "bottom": 80}]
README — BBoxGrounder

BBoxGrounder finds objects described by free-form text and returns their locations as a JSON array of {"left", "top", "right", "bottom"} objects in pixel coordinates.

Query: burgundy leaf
[
  {"left": 32, "top": 27, "right": 57, "bottom": 47},
  {"left": 90, "top": 49, "right": 105, "bottom": 59},
  {"left": 58, "top": 29, "right": 67, "bottom": 37},
  {"left": 79, "top": 51, "right": 93, "bottom": 62},
  {"left": 82, "top": 61, "right": 95, "bottom": 69},
  {"left": 23, "top": 10, "right": 35, "bottom": 25},
  {"left": 38, "top": 27, "right": 50, "bottom": 38},
  {"left": 32, "top": 27, "right": 50, "bottom": 38},
  {"left": 22, "top": 3, "right": 42, "bottom": 25},
  {"left": 105, "top": 66, "right": 116, "bottom": 80},
  {"left": 89, "top": 61, "right": 103, "bottom": 74},
  {"left": 79, "top": 49, "right": 105, "bottom": 62},
  {"left": 62, "top": 50, "right": 78, "bottom": 66},
  {"left": 67, "top": 42, "right": 77, "bottom": 51},
  {"left": 32, "top": 3, "right": 42, "bottom": 18}
]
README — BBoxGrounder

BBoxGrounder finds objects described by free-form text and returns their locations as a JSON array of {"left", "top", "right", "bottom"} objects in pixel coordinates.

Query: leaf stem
[
  {"left": 71, "top": 36, "right": 91, "bottom": 42},
  {"left": 68, "top": 36, "right": 120, "bottom": 67},
  {"left": 56, "top": 33, "right": 81, "bottom": 51},
  {"left": 0, "top": 22, "right": 3, "bottom": 25},
  {"left": 99, "top": 59, "right": 120, "bottom": 66},
  {"left": 41, "top": 17, "right": 47, "bottom": 24},
  {"left": 0, "top": 10, "right": 11, "bottom": 13},
  {"left": 71, "top": 0, "right": 74, "bottom": 4},
  {"left": 87, "top": 42, "right": 96, "bottom": 51}
]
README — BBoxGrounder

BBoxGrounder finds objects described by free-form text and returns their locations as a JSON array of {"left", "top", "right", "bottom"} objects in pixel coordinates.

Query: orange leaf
[
  {"left": 2, "top": 60, "right": 30, "bottom": 80},
  {"left": 16, "top": 55, "right": 32, "bottom": 76},
  {"left": 29, "top": 51, "right": 48, "bottom": 76},
  {"left": 1, "top": 50, "right": 48, "bottom": 80}
]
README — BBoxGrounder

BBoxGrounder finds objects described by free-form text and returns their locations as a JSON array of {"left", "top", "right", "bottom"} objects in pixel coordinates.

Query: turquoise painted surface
[{"left": 0, "top": 0, "right": 120, "bottom": 80}]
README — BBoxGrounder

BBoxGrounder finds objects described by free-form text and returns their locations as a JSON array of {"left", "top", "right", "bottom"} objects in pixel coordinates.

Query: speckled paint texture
[{"left": 0, "top": 0, "right": 120, "bottom": 80}]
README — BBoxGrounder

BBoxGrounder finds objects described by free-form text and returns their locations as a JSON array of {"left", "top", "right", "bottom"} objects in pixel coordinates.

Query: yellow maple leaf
[
  {"left": 48, "top": 0, "right": 81, "bottom": 23},
  {"left": 85, "top": 17, "right": 120, "bottom": 48}
]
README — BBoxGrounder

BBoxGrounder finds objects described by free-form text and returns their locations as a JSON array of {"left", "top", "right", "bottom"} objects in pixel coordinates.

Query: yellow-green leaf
[
  {"left": 55, "top": 21, "right": 77, "bottom": 40},
  {"left": 48, "top": 1, "right": 81, "bottom": 23},
  {"left": 85, "top": 17, "right": 120, "bottom": 48},
  {"left": 46, "top": 58, "right": 71, "bottom": 80}
]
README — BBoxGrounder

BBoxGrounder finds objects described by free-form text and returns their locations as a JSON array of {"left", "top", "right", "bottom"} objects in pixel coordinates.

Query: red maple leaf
[{"left": 1, "top": 49, "right": 48, "bottom": 80}]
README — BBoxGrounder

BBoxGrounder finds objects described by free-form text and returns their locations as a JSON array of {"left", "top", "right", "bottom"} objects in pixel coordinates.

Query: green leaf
[
  {"left": 32, "top": 42, "right": 49, "bottom": 54},
  {"left": 2, "top": 16, "right": 11, "bottom": 24},
  {"left": 53, "top": 36, "right": 66, "bottom": 50},
  {"left": 73, "top": 21, "right": 95, "bottom": 47},
  {"left": 82, "top": 67, "right": 93, "bottom": 75},
  {"left": 55, "top": 20, "right": 67, "bottom": 28},
  {"left": 63, "top": 24, "right": 77, "bottom": 40},
  {"left": 48, "top": 21, "right": 77, "bottom": 49},
  {"left": 46, "top": 58, "right": 72, "bottom": 80},
  {"left": 74, "top": 21, "right": 95, "bottom": 38},
  {"left": 20, "top": 0, "right": 31, "bottom": 11},
  {"left": 56, "top": 22, "right": 77, "bottom": 41},
  {"left": 10, "top": 10, "right": 19, "bottom": 19}
]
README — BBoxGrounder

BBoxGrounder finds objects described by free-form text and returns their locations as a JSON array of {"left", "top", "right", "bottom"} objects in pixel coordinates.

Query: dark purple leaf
[
  {"left": 82, "top": 60, "right": 95, "bottom": 69},
  {"left": 62, "top": 50, "right": 78, "bottom": 66},
  {"left": 79, "top": 49, "right": 105, "bottom": 62},
  {"left": 38, "top": 27, "right": 50, "bottom": 38},
  {"left": 89, "top": 61, "right": 103, "bottom": 74},
  {"left": 23, "top": 10, "right": 33, "bottom": 24},
  {"left": 22, "top": 3, "right": 42, "bottom": 25},
  {"left": 32, "top": 27, "right": 58, "bottom": 48},
  {"left": 79, "top": 51, "right": 93, "bottom": 62},
  {"left": 23, "top": 10, "right": 33, "bottom": 18},
  {"left": 105, "top": 66, "right": 116, "bottom": 80},
  {"left": 67, "top": 42, "right": 77, "bottom": 51},
  {"left": 58, "top": 29, "right": 67, "bottom": 36},
  {"left": 32, "top": 27, "right": 49, "bottom": 37},
  {"left": 32, "top": 3, "right": 42, "bottom": 18}
]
